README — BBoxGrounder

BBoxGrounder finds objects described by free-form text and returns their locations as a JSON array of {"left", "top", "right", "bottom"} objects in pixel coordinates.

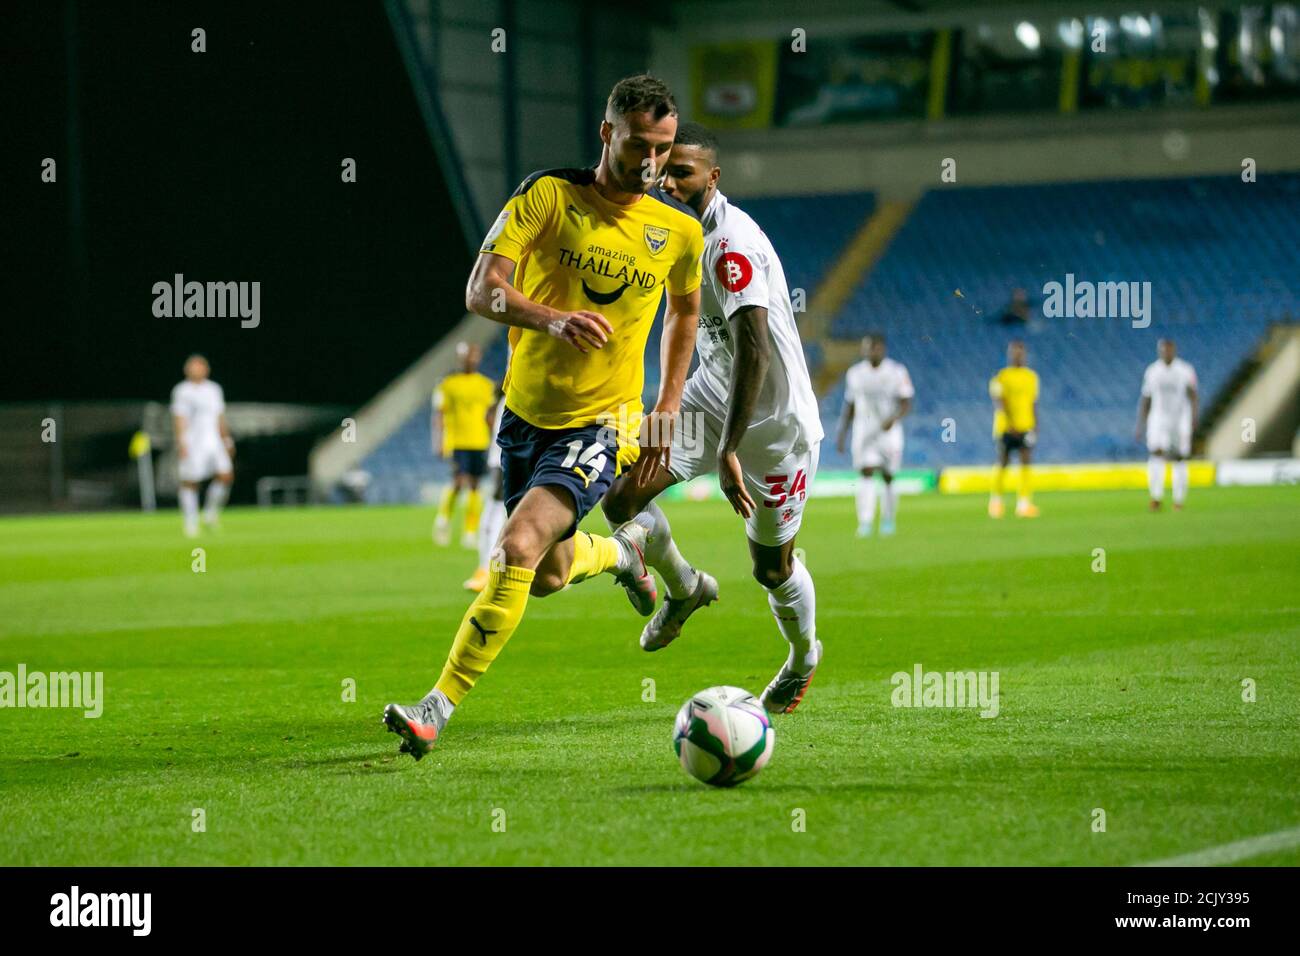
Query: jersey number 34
[{"left": 763, "top": 469, "right": 807, "bottom": 508}]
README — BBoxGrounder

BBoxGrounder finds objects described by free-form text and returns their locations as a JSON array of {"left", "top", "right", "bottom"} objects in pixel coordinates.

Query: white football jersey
[
  {"left": 170, "top": 379, "right": 226, "bottom": 444},
  {"left": 1141, "top": 358, "right": 1197, "bottom": 420},
  {"left": 844, "top": 358, "right": 914, "bottom": 436},
  {"left": 690, "top": 190, "right": 823, "bottom": 460}
]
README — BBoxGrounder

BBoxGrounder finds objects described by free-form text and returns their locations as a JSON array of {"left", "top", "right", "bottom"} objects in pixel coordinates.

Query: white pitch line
[{"left": 1136, "top": 825, "right": 1300, "bottom": 867}]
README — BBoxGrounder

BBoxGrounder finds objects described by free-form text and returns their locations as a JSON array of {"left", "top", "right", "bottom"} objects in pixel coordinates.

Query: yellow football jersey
[
  {"left": 434, "top": 372, "right": 496, "bottom": 454},
  {"left": 480, "top": 168, "right": 704, "bottom": 454},
  {"left": 990, "top": 366, "right": 1039, "bottom": 435}
]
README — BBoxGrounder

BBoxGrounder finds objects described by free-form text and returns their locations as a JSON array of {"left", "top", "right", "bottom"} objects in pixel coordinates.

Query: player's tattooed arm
[
  {"left": 465, "top": 252, "right": 611, "bottom": 353},
  {"left": 717, "top": 305, "right": 771, "bottom": 518}
]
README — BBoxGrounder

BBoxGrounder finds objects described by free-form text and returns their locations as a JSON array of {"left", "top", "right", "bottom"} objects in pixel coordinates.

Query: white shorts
[
  {"left": 852, "top": 426, "right": 903, "bottom": 474},
  {"left": 667, "top": 383, "right": 819, "bottom": 547},
  {"left": 178, "top": 440, "right": 232, "bottom": 483},
  {"left": 1147, "top": 414, "right": 1191, "bottom": 459}
]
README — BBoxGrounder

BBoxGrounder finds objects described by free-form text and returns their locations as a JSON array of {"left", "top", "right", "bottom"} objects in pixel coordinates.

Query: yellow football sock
[
  {"left": 434, "top": 564, "right": 535, "bottom": 706},
  {"left": 992, "top": 465, "right": 1006, "bottom": 497},
  {"left": 566, "top": 530, "right": 621, "bottom": 585},
  {"left": 436, "top": 486, "right": 457, "bottom": 523},
  {"left": 1018, "top": 465, "right": 1032, "bottom": 503},
  {"left": 464, "top": 489, "right": 483, "bottom": 535}
]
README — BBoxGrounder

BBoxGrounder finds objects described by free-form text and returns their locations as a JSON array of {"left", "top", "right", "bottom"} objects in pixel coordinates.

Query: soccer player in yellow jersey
[
  {"left": 988, "top": 340, "right": 1040, "bottom": 518},
  {"left": 383, "top": 75, "right": 704, "bottom": 758},
  {"left": 432, "top": 342, "right": 497, "bottom": 547}
]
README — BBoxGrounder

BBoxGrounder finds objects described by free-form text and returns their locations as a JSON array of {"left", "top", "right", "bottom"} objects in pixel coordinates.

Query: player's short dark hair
[
  {"left": 606, "top": 74, "right": 677, "bottom": 122},
  {"left": 674, "top": 121, "right": 719, "bottom": 160},
  {"left": 865, "top": 332, "right": 885, "bottom": 346}
]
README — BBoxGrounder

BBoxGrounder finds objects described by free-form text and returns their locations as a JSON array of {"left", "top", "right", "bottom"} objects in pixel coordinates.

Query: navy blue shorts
[
  {"left": 497, "top": 407, "right": 618, "bottom": 541},
  {"left": 451, "top": 448, "right": 488, "bottom": 478},
  {"left": 998, "top": 430, "right": 1036, "bottom": 453}
]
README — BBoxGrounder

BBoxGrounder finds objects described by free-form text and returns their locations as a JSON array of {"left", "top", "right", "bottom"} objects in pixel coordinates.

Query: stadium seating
[
  {"left": 361, "top": 175, "right": 1300, "bottom": 498},
  {"left": 820, "top": 174, "right": 1300, "bottom": 467}
]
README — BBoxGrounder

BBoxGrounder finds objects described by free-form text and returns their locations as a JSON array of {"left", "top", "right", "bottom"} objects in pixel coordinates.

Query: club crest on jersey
[
  {"left": 643, "top": 225, "right": 669, "bottom": 256},
  {"left": 716, "top": 251, "right": 753, "bottom": 293}
]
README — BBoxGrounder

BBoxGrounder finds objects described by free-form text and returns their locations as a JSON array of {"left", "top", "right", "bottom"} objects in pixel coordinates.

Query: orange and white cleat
[
  {"left": 988, "top": 496, "right": 1005, "bottom": 519},
  {"left": 463, "top": 566, "right": 490, "bottom": 592},
  {"left": 1015, "top": 500, "right": 1040, "bottom": 518},
  {"left": 611, "top": 521, "right": 657, "bottom": 617},
  {"left": 383, "top": 695, "right": 452, "bottom": 761}
]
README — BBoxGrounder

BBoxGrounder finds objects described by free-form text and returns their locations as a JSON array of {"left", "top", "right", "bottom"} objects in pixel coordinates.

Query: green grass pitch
[{"left": 1, "top": 486, "right": 1297, "bottom": 866}]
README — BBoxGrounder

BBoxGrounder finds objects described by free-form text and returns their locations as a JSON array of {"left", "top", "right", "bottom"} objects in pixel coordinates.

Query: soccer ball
[{"left": 673, "top": 686, "right": 775, "bottom": 787}]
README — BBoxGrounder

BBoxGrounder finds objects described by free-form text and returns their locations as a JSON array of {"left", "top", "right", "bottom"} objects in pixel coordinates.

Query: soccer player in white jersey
[
  {"left": 837, "top": 334, "right": 913, "bottom": 537},
  {"left": 1136, "top": 338, "right": 1198, "bottom": 511},
  {"left": 464, "top": 396, "right": 508, "bottom": 592},
  {"left": 170, "top": 354, "right": 234, "bottom": 537},
  {"left": 603, "top": 122, "right": 824, "bottom": 714}
]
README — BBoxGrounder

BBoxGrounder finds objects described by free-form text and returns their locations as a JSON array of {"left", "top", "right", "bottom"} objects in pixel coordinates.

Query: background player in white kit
[
  {"left": 603, "top": 122, "right": 824, "bottom": 714},
  {"left": 1136, "top": 338, "right": 1198, "bottom": 511},
  {"left": 836, "top": 334, "right": 913, "bottom": 537},
  {"left": 464, "top": 396, "right": 508, "bottom": 592},
  {"left": 170, "top": 354, "right": 234, "bottom": 537}
]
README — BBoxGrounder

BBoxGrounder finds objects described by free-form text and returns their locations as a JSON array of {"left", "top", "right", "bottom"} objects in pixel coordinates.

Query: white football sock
[
  {"left": 180, "top": 486, "right": 199, "bottom": 532},
  {"left": 1171, "top": 460, "right": 1189, "bottom": 505},
  {"left": 478, "top": 499, "right": 507, "bottom": 568},
  {"left": 855, "top": 476, "right": 877, "bottom": 526},
  {"left": 204, "top": 480, "right": 229, "bottom": 521},
  {"left": 766, "top": 558, "right": 818, "bottom": 674},
  {"left": 1147, "top": 456, "right": 1165, "bottom": 502},
  {"left": 634, "top": 502, "right": 697, "bottom": 599},
  {"left": 880, "top": 480, "right": 898, "bottom": 524}
]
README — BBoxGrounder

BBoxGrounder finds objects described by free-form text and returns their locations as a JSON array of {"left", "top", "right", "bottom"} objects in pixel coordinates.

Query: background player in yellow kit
[
  {"left": 383, "top": 74, "right": 704, "bottom": 758},
  {"left": 988, "top": 339, "right": 1040, "bottom": 518},
  {"left": 432, "top": 342, "right": 497, "bottom": 547}
]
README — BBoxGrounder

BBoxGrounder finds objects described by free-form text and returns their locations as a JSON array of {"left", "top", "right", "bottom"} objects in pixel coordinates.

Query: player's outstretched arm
[
  {"left": 716, "top": 305, "right": 771, "bottom": 518},
  {"left": 465, "top": 252, "right": 611, "bottom": 353}
]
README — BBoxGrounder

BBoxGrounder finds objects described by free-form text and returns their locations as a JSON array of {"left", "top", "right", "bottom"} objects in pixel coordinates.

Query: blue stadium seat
[{"left": 361, "top": 175, "right": 1300, "bottom": 498}]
